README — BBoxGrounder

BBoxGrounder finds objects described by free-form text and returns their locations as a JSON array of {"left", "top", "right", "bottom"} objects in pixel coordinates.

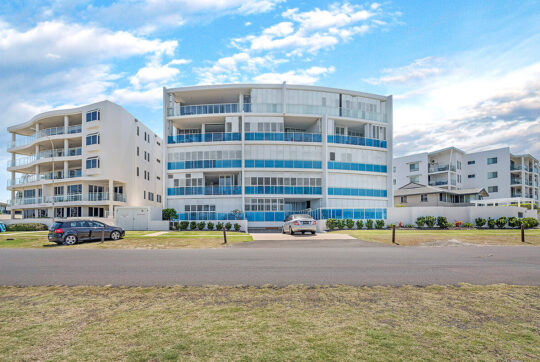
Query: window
[
  {"left": 157, "top": 176, "right": 161, "bottom": 180},
  {"left": 86, "top": 110, "right": 100, "bottom": 122},
  {"left": 137, "top": 147, "right": 139, "bottom": 156},
  {"left": 335, "top": 126, "right": 345, "bottom": 135},
  {"left": 468, "top": 160, "right": 475, "bottom": 165},
  {"left": 400, "top": 196, "right": 407, "bottom": 203},
  {"left": 457, "top": 175, "right": 461, "bottom": 183},
  {"left": 488, "top": 171, "right": 498, "bottom": 179},
  {"left": 421, "top": 194, "right": 428, "bottom": 202},
  {"left": 157, "top": 195, "right": 162, "bottom": 203},
  {"left": 143, "top": 191, "right": 146, "bottom": 199},
  {"left": 409, "top": 175, "right": 419, "bottom": 183},
  {"left": 89, "top": 207, "right": 104, "bottom": 217},
  {"left": 157, "top": 158, "right": 161, "bottom": 163},
  {"left": 393, "top": 179, "right": 396, "bottom": 185},
  {"left": 329, "top": 152, "right": 335, "bottom": 161},
  {"left": 137, "top": 126, "right": 139, "bottom": 136},
  {"left": 86, "top": 157, "right": 100, "bottom": 169},
  {"left": 468, "top": 174, "right": 475, "bottom": 178},
  {"left": 488, "top": 186, "right": 498, "bottom": 193},
  {"left": 393, "top": 166, "right": 396, "bottom": 173},
  {"left": 144, "top": 151, "right": 147, "bottom": 160},
  {"left": 148, "top": 192, "right": 154, "bottom": 201},
  {"left": 487, "top": 157, "right": 497, "bottom": 165},
  {"left": 409, "top": 162, "right": 419, "bottom": 172},
  {"left": 86, "top": 133, "right": 100, "bottom": 145},
  {"left": 457, "top": 161, "right": 461, "bottom": 170},
  {"left": 137, "top": 167, "right": 139, "bottom": 176}
]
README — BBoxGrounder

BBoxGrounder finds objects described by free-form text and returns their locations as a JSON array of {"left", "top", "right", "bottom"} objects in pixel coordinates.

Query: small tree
[
  {"left": 475, "top": 217, "right": 486, "bottom": 228},
  {"left": 216, "top": 222, "right": 224, "bottom": 231},
  {"left": 424, "top": 216, "right": 436, "bottom": 228},
  {"left": 234, "top": 223, "right": 241, "bottom": 231},
  {"left": 416, "top": 216, "right": 426, "bottom": 228},
  {"left": 207, "top": 222, "right": 215, "bottom": 231},
  {"left": 178, "top": 221, "right": 189, "bottom": 231},
  {"left": 162, "top": 208, "right": 177, "bottom": 221},
  {"left": 495, "top": 216, "right": 507, "bottom": 229},
  {"left": 487, "top": 218, "right": 496, "bottom": 229},
  {"left": 345, "top": 219, "right": 354, "bottom": 229},
  {"left": 356, "top": 220, "right": 364, "bottom": 229},
  {"left": 197, "top": 221, "right": 206, "bottom": 231},
  {"left": 375, "top": 220, "right": 385, "bottom": 229},
  {"left": 366, "top": 219, "right": 374, "bottom": 229},
  {"left": 189, "top": 221, "right": 197, "bottom": 230},
  {"left": 225, "top": 222, "right": 232, "bottom": 231}
]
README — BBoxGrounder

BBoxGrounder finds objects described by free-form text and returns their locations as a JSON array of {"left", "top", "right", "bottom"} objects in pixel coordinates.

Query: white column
[
  {"left": 521, "top": 156, "right": 525, "bottom": 198},
  {"left": 108, "top": 179, "right": 114, "bottom": 218},
  {"left": 240, "top": 111, "right": 245, "bottom": 215},
  {"left": 322, "top": 114, "right": 328, "bottom": 208},
  {"left": 64, "top": 115, "right": 69, "bottom": 132},
  {"left": 63, "top": 161, "right": 68, "bottom": 179},
  {"left": 11, "top": 133, "right": 16, "bottom": 148},
  {"left": 64, "top": 139, "right": 69, "bottom": 155}
]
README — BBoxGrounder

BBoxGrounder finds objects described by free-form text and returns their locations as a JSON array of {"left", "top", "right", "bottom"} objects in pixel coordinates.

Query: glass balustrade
[
  {"left": 168, "top": 132, "right": 241, "bottom": 144},
  {"left": 244, "top": 132, "right": 322, "bottom": 142},
  {"left": 8, "top": 147, "right": 82, "bottom": 167},
  {"left": 428, "top": 164, "right": 457, "bottom": 173},
  {"left": 10, "top": 125, "right": 82, "bottom": 148},
  {"left": 167, "top": 186, "right": 242, "bottom": 196},
  {"left": 7, "top": 169, "right": 82, "bottom": 186},
  {"left": 429, "top": 180, "right": 448, "bottom": 186},
  {"left": 327, "top": 135, "right": 387, "bottom": 148}
]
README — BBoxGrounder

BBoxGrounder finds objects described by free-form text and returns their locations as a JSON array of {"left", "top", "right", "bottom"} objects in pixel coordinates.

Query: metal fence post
[
  {"left": 521, "top": 224, "right": 525, "bottom": 243},
  {"left": 392, "top": 224, "right": 396, "bottom": 244},
  {"left": 223, "top": 224, "right": 227, "bottom": 244},
  {"left": 101, "top": 227, "right": 105, "bottom": 243}
]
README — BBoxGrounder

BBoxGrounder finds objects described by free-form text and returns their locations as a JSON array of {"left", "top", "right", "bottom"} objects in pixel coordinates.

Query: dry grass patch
[
  {"left": 336, "top": 229, "right": 540, "bottom": 246},
  {"left": 0, "top": 284, "right": 538, "bottom": 360}
]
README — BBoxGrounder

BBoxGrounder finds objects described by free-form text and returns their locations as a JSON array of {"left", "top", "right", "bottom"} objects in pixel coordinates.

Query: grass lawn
[
  {"left": 0, "top": 230, "right": 252, "bottom": 249},
  {"left": 335, "top": 228, "right": 540, "bottom": 246},
  {"left": 0, "top": 284, "right": 538, "bottom": 360}
]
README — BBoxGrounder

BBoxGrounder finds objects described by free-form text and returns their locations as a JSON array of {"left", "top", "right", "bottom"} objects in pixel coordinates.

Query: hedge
[{"left": 6, "top": 223, "right": 48, "bottom": 231}]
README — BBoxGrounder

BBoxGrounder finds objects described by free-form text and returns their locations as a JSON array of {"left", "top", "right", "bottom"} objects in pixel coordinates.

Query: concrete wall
[{"left": 2, "top": 217, "right": 115, "bottom": 228}]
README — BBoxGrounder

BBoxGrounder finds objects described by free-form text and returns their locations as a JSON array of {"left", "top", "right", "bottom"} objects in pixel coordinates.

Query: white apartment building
[
  {"left": 7, "top": 100, "right": 163, "bottom": 220},
  {"left": 164, "top": 83, "right": 393, "bottom": 228},
  {"left": 393, "top": 146, "right": 539, "bottom": 205}
]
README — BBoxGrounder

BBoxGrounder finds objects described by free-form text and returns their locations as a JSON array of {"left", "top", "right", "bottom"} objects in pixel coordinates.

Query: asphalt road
[{"left": 1, "top": 241, "right": 539, "bottom": 286}]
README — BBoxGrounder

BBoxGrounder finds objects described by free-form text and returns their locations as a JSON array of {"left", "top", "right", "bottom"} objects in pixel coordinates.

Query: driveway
[{"left": 0, "top": 244, "right": 538, "bottom": 286}]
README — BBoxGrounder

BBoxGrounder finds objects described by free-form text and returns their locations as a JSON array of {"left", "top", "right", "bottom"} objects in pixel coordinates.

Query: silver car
[{"left": 282, "top": 214, "right": 317, "bottom": 235}]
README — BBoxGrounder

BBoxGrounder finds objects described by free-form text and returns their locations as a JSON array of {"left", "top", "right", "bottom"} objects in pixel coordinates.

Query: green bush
[
  {"left": 216, "top": 222, "right": 224, "bottom": 231},
  {"left": 436, "top": 216, "right": 450, "bottom": 229},
  {"left": 424, "top": 216, "right": 436, "bottom": 228},
  {"left": 225, "top": 222, "right": 232, "bottom": 231},
  {"left": 234, "top": 223, "right": 241, "bottom": 231},
  {"left": 345, "top": 218, "right": 354, "bottom": 229},
  {"left": 178, "top": 221, "right": 189, "bottom": 231},
  {"left": 337, "top": 220, "right": 345, "bottom": 230},
  {"left": 521, "top": 217, "right": 539, "bottom": 229},
  {"left": 415, "top": 216, "right": 426, "bottom": 228},
  {"left": 507, "top": 217, "right": 520, "bottom": 228},
  {"left": 475, "top": 217, "right": 486, "bottom": 228},
  {"left": 162, "top": 208, "right": 177, "bottom": 221},
  {"left": 207, "top": 222, "right": 214, "bottom": 231},
  {"left": 197, "top": 221, "right": 206, "bottom": 231},
  {"left": 405, "top": 224, "right": 415, "bottom": 228},
  {"left": 495, "top": 216, "right": 507, "bottom": 229},
  {"left": 463, "top": 222, "right": 474, "bottom": 228},
  {"left": 375, "top": 220, "right": 385, "bottom": 229},
  {"left": 356, "top": 220, "right": 364, "bottom": 229},
  {"left": 325, "top": 218, "right": 336, "bottom": 230},
  {"left": 487, "top": 218, "right": 496, "bottom": 229},
  {"left": 6, "top": 223, "right": 48, "bottom": 231},
  {"left": 366, "top": 219, "right": 374, "bottom": 229},
  {"left": 189, "top": 221, "right": 197, "bottom": 230}
]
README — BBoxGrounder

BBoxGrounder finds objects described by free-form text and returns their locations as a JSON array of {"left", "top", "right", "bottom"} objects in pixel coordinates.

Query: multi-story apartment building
[
  {"left": 7, "top": 100, "right": 163, "bottom": 220},
  {"left": 163, "top": 83, "right": 393, "bottom": 228},
  {"left": 393, "top": 146, "right": 539, "bottom": 205}
]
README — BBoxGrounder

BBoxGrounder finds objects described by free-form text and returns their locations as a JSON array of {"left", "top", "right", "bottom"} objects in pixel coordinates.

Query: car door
[
  {"left": 88, "top": 221, "right": 105, "bottom": 240},
  {"left": 73, "top": 221, "right": 91, "bottom": 240},
  {"left": 284, "top": 214, "right": 291, "bottom": 230}
]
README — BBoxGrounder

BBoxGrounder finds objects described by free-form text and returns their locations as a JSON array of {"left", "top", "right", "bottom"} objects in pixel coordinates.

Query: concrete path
[
  {"left": 251, "top": 232, "right": 356, "bottom": 241},
  {"left": 144, "top": 231, "right": 170, "bottom": 237},
  {"left": 0, "top": 243, "right": 538, "bottom": 286}
]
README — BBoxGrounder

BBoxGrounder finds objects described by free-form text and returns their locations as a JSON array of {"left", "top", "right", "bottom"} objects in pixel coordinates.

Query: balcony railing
[
  {"left": 167, "top": 102, "right": 387, "bottom": 123},
  {"left": 429, "top": 164, "right": 456, "bottom": 173},
  {"left": 327, "top": 135, "right": 387, "bottom": 148},
  {"left": 9, "top": 192, "right": 125, "bottom": 206},
  {"left": 7, "top": 169, "right": 82, "bottom": 187},
  {"left": 167, "top": 186, "right": 242, "bottom": 196},
  {"left": 511, "top": 178, "right": 522, "bottom": 185},
  {"left": 8, "top": 147, "right": 82, "bottom": 167},
  {"left": 429, "top": 180, "right": 448, "bottom": 186},
  {"left": 168, "top": 132, "right": 241, "bottom": 144},
  {"left": 10, "top": 125, "right": 82, "bottom": 148},
  {"left": 244, "top": 132, "right": 322, "bottom": 143},
  {"left": 510, "top": 165, "right": 523, "bottom": 171}
]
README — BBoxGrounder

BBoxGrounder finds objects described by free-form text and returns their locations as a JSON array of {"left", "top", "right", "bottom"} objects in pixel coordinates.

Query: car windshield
[{"left": 292, "top": 214, "right": 312, "bottom": 219}]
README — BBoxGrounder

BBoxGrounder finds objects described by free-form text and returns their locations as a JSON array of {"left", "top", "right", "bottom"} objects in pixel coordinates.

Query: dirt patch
[{"left": 420, "top": 239, "right": 480, "bottom": 247}]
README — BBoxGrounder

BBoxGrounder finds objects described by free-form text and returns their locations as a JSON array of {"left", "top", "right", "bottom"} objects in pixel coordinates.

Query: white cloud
[
  {"left": 110, "top": 87, "right": 164, "bottom": 108},
  {"left": 130, "top": 59, "right": 191, "bottom": 89},
  {"left": 364, "top": 56, "right": 444, "bottom": 85},
  {"left": 253, "top": 66, "right": 335, "bottom": 84}
]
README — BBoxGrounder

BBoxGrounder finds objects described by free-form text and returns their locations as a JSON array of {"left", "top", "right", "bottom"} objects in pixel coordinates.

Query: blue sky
[{"left": 1, "top": 0, "right": 539, "bottom": 200}]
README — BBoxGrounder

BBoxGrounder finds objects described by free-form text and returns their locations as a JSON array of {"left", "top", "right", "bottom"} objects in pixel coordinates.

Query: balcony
[
  {"left": 8, "top": 192, "right": 125, "bottom": 206},
  {"left": 167, "top": 186, "right": 242, "bottom": 196},
  {"left": 429, "top": 180, "right": 448, "bottom": 186},
  {"left": 168, "top": 103, "right": 250, "bottom": 117},
  {"left": 429, "top": 164, "right": 456, "bottom": 173},
  {"left": 8, "top": 147, "right": 82, "bottom": 168},
  {"left": 511, "top": 178, "right": 522, "bottom": 185},
  {"left": 10, "top": 125, "right": 82, "bottom": 148},
  {"left": 286, "top": 104, "right": 387, "bottom": 123},
  {"left": 510, "top": 164, "right": 523, "bottom": 171},
  {"left": 168, "top": 132, "right": 241, "bottom": 144},
  {"left": 327, "top": 135, "right": 387, "bottom": 148},
  {"left": 244, "top": 132, "right": 322, "bottom": 143},
  {"left": 7, "top": 169, "right": 82, "bottom": 187},
  {"left": 511, "top": 192, "right": 522, "bottom": 198}
]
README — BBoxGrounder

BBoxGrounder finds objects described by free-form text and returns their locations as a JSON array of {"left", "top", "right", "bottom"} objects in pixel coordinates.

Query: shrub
[
  {"left": 6, "top": 223, "right": 47, "bottom": 231},
  {"left": 495, "top": 217, "right": 507, "bottom": 229},
  {"left": 178, "top": 221, "right": 189, "bottom": 231},
  {"left": 475, "top": 217, "right": 486, "bottom": 228},
  {"left": 436, "top": 216, "right": 450, "bottom": 229},
  {"left": 415, "top": 217, "right": 426, "bottom": 228},
  {"left": 326, "top": 219, "right": 336, "bottom": 230},
  {"left": 366, "top": 219, "right": 374, "bottom": 229},
  {"left": 207, "top": 222, "right": 214, "bottom": 231},
  {"left": 225, "top": 222, "right": 232, "bottom": 231},
  {"left": 337, "top": 220, "right": 345, "bottom": 230},
  {"left": 234, "top": 223, "right": 241, "bottom": 231},
  {"left": 405, "top": 224, "right": 415, "bottom": 228},
  {"left": 162, "top": 208, "right": 177, "bottom": 221},
  {"left": 463, "top": 222, "right": 474, "bottom": 228},
  {"left": 216, "top": 222, "right": 224, "bottom": 231},
  {"left": 197, "top": 221, "right": 206, "bottom": 231},
  {"left": 189, "top": 221, "right": 197, "bottom": 230},
  {"left": 487, "top": 218, "right": 496, "bottom": 229},
  {"left": 455, "top": 221, "right": 463, "bottom": 227},
  {"left": 507, "top": 217, "right": 520, "bottom": 228},
  {"left": 356, "top": 220, "right": 364, "bottom": 229},
  {"left": 521, "top": 217, "right": 539, "bottom": 229},
  {"left": 424, "top": 216, "right": 436, "bottom": 228},
  {"left": 345, "top": 218, "right": 354, "bottom": 229},
  {"left": 375, "top": 220, "right": 385, "bottom": 229}
]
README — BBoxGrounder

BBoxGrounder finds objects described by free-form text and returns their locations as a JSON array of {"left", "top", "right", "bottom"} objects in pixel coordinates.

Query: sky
[{"left": 0, "top": 0, "right": 539, "bottom": 201}]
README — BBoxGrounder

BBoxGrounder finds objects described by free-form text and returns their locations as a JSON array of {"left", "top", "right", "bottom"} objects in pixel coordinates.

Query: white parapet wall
[
  {"left": 387, "top": 206, "right": 537, "bottom": 225},
  {"left": 1, "top": 217, "right": 116, "bottom": 228},
  {"left": 115, "top": 207, "right": 169, "bottom": 231}
]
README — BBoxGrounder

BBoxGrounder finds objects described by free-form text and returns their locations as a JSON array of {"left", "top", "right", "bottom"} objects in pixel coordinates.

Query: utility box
[{"left": 115, "top": 207, "right": 169, "bottom": 231}]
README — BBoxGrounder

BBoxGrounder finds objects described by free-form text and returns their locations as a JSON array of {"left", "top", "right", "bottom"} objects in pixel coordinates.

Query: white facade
[
  {"left": 164, "top": 83, "right": 393, "bottom": 227},
  {"left": 393, "top": 146, "right": 539, "bottom": 205},
  {"left": 7, "top": 100, "right": 163, "bottom": 220}
]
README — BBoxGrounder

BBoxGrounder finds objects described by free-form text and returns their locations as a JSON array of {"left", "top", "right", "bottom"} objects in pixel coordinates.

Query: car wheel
[
  {"left": 311, "top": 231, "right": 316, "bottom": 235},
  {"left": 282, "top": 227, "right": 286, "bottom": 234},
  {"left": 289, "top": 227, "right": 294, "bottom": 235},
  {"left": 63, "top": 235, "right": 78, "bottom": 245},
  {"left": 301, "top": 231, "right": 305, "bottom": 234},
  {"left": 110, "top": 231, "right": 121, "bottom": 240}
]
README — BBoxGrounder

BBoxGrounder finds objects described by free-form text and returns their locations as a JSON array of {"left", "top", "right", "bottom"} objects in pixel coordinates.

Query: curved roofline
[
  {"left": 8, "top": 100, "right": 113, "bottom": 133},
  {"left": 164, "top": 83, "right": 391, "bottom": 101}
]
